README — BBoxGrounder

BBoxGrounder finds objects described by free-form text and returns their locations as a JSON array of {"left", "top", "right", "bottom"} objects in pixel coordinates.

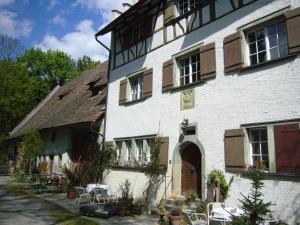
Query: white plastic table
[
  {"left": 211, "top": 207, "right": 244, "bottom": 224},
  {"left": 86, "top": 184, "right": 111, "bottom": 196}
]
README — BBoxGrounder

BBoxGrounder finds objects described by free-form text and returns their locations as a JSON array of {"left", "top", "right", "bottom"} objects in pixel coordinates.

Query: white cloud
[
  {"left": 73, "top": 0, "right": 130, "bottom": 23},
  {"left": 47, "top": 0, "right": 59, "bottom": 10},
  {"left": 0, "top": 0, "right": 14, "bottom": 7},
  {"left": 0, "top": 9, "right": 32, "bottom": 38},
  {"left": 37, "top": 20, "right": 110, "bottom": 61},
  {"left": 52, "top": 15, "right": 66, "bottom": 26}
]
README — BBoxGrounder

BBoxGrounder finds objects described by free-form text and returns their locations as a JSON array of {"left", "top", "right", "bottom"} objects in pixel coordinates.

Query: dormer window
[{"left": 178, "top": 0, "right": 197, "bottom": 16}]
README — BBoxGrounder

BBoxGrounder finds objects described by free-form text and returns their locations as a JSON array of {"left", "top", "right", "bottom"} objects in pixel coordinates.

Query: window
[
  {"left": 178, "top": 52, "right": 200, "bottom": 86},
  {"left": 126, "top": 141, "right": 133, "bottom": 161},
  {"left": 145, "top": 139, "right": 154, "bottom": 163},
  {"left": 129, "top": 74, "right": 144, "bottom": 101},
  {"left": 247, "top": 21, "right": 288, "bottom": 65},
  {"left": 116, "top": 141, "right": 122, "bottom": 160},
  {"left": 136, "top": 140, "right": 143, "bottom": 162},
  {"left": 178, "top": 0, "right": 197, "bottom": 16},
  {"left": 248, "top": 127, "right": 269, "bottom": 170},
  {"left": 113, "top": 137, "right": 156, "bottom": 167}
]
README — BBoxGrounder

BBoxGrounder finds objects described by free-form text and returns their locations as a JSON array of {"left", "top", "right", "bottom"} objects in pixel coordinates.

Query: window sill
[
  {"left": 123, "top": 97, "right": 147, "bottom": 106},
  {"left": 165, "top": 79, "right": 213, "bottom": 93},
  {"left": 240, "top": 54, "right": 298, "bottom": 73},
  {"left": 112, "top": 164, "right": 147, "bottom": 172},
  {"left": 235, "top": 171, "right": 300, "bottom": 181}
]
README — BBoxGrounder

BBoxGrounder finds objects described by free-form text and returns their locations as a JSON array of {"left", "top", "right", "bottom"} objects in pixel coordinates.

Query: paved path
[
  {"left": 0, "top": 176, "right": 158, "bottom": 225},
  {"left": 0, "top": 176, "right": 55, "bottom": 225}
]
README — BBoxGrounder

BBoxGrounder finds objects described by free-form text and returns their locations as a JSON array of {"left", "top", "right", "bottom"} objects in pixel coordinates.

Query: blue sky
[{"left": 0, "top": 0, "right": 130, "bottom": 61}]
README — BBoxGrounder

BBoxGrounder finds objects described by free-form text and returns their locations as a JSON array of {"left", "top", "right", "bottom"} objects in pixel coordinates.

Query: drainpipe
[{"left": 95, "top": 34, "right": 111, "bottom": 152}]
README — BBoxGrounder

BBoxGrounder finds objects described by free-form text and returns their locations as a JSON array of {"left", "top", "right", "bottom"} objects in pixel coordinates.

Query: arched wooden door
[{"left": 181, "top": 143, "right": 201, "bottom": 197}]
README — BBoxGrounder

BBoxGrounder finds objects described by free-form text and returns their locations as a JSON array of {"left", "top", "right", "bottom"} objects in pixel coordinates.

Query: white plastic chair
[
  {"left": 94, "top": 187, "right": 110, "bottom": 207},
  {"left": 74, "top": 187, "right": 91, "bottom": 205},
  {"left": 207, "top": 202, "right": 229, "bottom": 225},
  {"left": 183, "top": 209, "right": 207, "bottom": 225}
]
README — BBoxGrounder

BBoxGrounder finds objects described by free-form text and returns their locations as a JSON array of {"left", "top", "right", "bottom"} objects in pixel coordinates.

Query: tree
[
  {"left": 77, "top": 55, "right": 99, "bottom": 73},
  {"left": 20, "top": 128, "right": 43, "bottom": 175},
  {"left": 0, "top": 35, "right": 22, "bottom": 60},
  {"left": 17, "top": 48, "right": 78, "bottom": 91},
  {"left": 231, "top": 171, "right": 272, "bottom": 225},
  {"left": 0, "top": 60, "right": 37, "bottom": 138}
]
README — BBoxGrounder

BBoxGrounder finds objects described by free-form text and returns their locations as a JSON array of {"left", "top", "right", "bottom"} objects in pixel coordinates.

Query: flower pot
[
  {"left": 169, "top": 215, "right": 182, "bottom": 225},
  {"left": 67, "top": 190, "right": 77, "bottom": 199}
]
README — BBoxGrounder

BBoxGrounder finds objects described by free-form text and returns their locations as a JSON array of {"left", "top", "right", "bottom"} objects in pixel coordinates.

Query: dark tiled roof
[{"left": 9, "top": 61, "right": 108, "bottom": 139}]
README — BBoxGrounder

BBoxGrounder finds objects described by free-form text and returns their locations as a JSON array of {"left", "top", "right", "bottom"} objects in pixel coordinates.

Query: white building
[{"left": 96, "top": 0, "right": 300, "bottom": 223}]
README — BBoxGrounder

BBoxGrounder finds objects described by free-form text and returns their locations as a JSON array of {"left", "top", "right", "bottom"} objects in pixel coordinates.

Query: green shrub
[{"left": 208, "top": 169, "right": 230, "bottom": 198}]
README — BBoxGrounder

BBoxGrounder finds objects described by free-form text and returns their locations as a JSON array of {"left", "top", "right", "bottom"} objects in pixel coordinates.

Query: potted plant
[
  {"left": 208, "top": 169, "right": 233, "bottom": 201},
  {"left": 158, "top": 199, "right": 168, "bottom": 225},
  {"left": 63, "top": 162, "right": 80, "bottom": 199},
  {"left": 131, "top": 198, "right": 145, "bottom": 215},
  {"left": 186, "top": 192, "right": 197, "bottom": 208},
  {"left": 169, "top": 207, "right": 183, "bottom": 225},
  {"left": 116, "top": 179, "right": 133, "bottom": 216}
]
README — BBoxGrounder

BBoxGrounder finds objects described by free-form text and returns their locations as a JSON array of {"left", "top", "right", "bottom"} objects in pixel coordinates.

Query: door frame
[{"left": 172, "top": 136, "right": 205, "bottom": 199}]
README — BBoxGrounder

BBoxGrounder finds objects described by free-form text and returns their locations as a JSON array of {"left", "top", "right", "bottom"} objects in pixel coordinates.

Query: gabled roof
[{"left": 9, "top": 61, "right": 108, "bottom": 139}]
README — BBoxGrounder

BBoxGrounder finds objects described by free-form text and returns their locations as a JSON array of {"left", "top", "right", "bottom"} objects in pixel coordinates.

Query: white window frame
[
  {"left": 126, "top": 140, "right": 133, "bottom": 161},
  {"left": 135, "top": 139, "right": 144, "bottom": 163},
  {"left": 244, "top": 125, "right": 276, "bottom": 173},
  {"left": 173, "top": 42, "right": 202, "bottom": 87},
  {"left": 177, "top": 0, "right": 197, "bottom": 16},
  {"left": 115, "top": 141, "right": 123, "bottom": 161},
  {"left": 248, "top": 127, "right": 270, "bottom": 170},
  {"left": 244, "top": 19, "right": 288, "bottom": 66},
  {"left": 126, "top": 69, "right": 146, "bottom": 102},
  {"left": 177, "top": 52, "right": 200, "bottom": 87}
]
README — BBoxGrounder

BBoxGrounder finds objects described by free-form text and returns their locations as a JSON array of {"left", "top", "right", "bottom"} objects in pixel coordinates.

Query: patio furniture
[
  {"left": 183, "top": 209, "right": 207, "bottom": 225},
  {"left": 86, "top": 184, "right": 111, "bottom": 195},
  {"left": 207, "top": 202, "right": 244, "bottom": 225},
  {"left": 74, "top": 187, "right": 91, "bottom": 205},
  {"left": 94, "top": 187, "right": 110, "bottom": 207},
  {"left": 207, "top": 202, "right": 229, "bottom": 225}
]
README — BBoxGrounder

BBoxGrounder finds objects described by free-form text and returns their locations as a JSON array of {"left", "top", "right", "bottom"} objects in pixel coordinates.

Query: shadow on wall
[{"left": 181, "top": 0, "right": 276, "bottom": 51}]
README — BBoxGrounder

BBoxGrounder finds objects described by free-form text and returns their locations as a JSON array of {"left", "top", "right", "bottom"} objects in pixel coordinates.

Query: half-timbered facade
[{"left": 96, "top": 0, "right": 300, "bottom": 223}]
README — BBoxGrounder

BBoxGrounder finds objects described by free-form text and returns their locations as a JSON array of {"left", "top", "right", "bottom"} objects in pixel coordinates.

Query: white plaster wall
[{"left": 106, "top": 0, "right": 300, "bottom": 223}]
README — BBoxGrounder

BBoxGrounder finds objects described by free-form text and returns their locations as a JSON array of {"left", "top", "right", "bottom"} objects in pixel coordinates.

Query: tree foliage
[
  {"left": 20, "top": 128, "right": 43, "bottom": 175},
  {"left": 0, "top": 60, "right": 37, "bottom": 136},
  {"left": 231, "top": 171, "right": 272, "bottom": 225},
  {"left": 17, "top": 48, "right": 78, "bottom": 90},
  {"left": 77, "top": 55, "right": 99, "bottom": 73}
]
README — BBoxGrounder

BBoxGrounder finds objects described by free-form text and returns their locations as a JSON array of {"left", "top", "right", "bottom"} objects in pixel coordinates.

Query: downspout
[{"left": 95, "top": 34, "right": 111, "bottom": 152}]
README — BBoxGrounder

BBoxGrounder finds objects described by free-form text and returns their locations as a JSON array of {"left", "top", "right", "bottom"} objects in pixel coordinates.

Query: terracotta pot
[
  {"left": 67, "top": 190, "right": 77, "bottom": 199},
  {"left": 169, "top": 215, "right": 182, "bottom": 225}
]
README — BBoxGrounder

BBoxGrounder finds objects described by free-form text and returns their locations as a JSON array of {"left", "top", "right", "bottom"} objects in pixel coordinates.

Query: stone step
[{"left": 0, "top": 166, "right": 10, "bottom": 176}]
